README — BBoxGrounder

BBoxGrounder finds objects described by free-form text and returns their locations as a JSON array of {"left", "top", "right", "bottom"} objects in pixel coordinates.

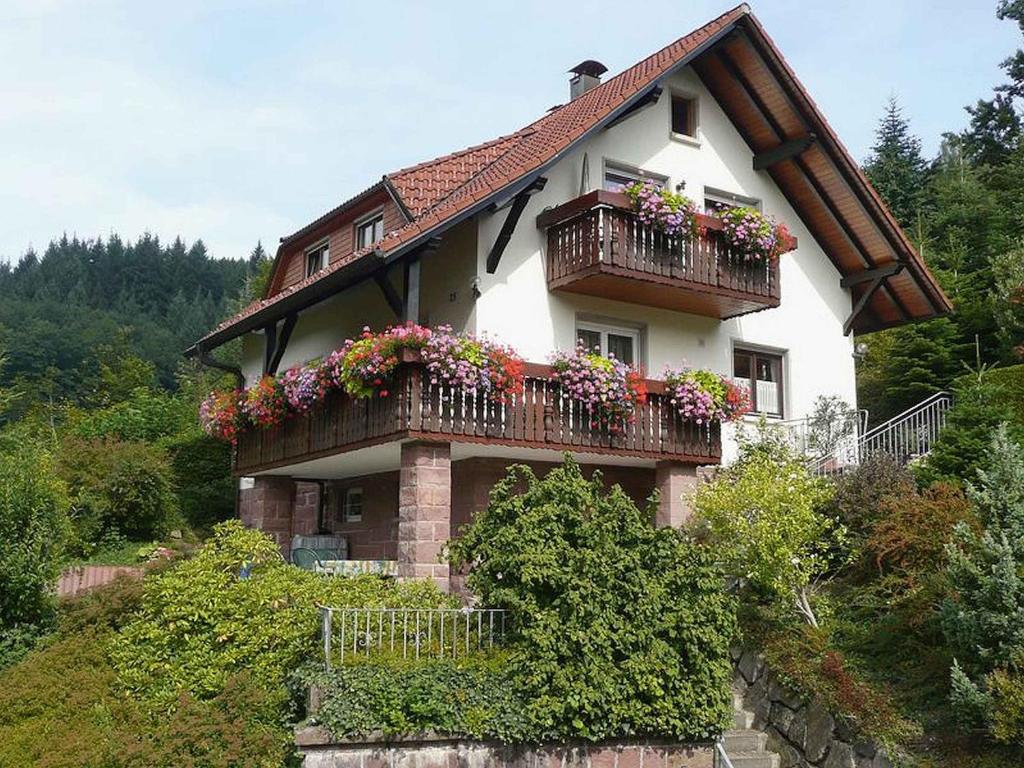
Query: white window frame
[
  {"left": 342, "top": 487, "right": 363, "bottom": 523},
  {"left": 704, "top": 187, "right": 762, "bottom": 214},
  {"left": 576, "top": 319, "right": 643, "bottom": 367},
  {"left": 732, "top": 342, "right": 786, "bottom": 419},
  {"left": 304, "top": 240, "right": 329, "bottom": 278},
  {"left": 669, "top": 90, "right": 700, "bottom": 144},
  {"left": 602, "top": 159, "right": 668, "bottom": 192},
  {"left": 355, "top": 210, "right": 385, "bottom": 250}
]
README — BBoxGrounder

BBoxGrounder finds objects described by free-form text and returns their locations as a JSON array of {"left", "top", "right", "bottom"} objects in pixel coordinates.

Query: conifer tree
[{"left": 864, "top": 97, "right": 928, "bottom": 230}]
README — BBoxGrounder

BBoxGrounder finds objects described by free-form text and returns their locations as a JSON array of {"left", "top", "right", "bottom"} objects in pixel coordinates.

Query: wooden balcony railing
[
  {"left": 235, "top": 353, "right": 721, "bottom": 474},
  {"left": 537, "top": 190, "right": 791, "bottom": 318}
]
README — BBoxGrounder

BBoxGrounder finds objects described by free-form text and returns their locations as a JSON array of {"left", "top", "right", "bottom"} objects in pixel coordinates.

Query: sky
[{"left": 0, "top": 0, "right": 1019, "bottom": 264}]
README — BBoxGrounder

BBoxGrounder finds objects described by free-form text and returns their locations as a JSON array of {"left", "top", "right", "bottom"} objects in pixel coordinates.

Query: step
[
  {"left": 733, "top": 708, "right": 755, "bottom": 730},
  {"left": 723, "top": 730, "right": 767, "bottom": 753},
  {"left": 724, "top": 752, "right": 779, "bottom": 768}
]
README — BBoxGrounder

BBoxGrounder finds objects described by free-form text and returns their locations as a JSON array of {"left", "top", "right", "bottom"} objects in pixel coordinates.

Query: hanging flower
[
  {"left": 241, "top": 375, "right": 287, "bottom": 428},
  {"left": 715, "top": 206, "right": 788, "bottom": 261},
  {"left": 551, "top": 342, "right": 647, "bottom": 432},
  {"left": 664, "top": 367, "right": 751, "bottom": 424},
  {"left": 199, "top": 389, "right": 242, "bottom": 443},
  {"left": 323, "top": 323, "right": 432, "bottom": 398},
  {"left": 421, "top": 325, "right": 525, "bottom": 403},
  {"left": 281, "top": 360, "right": 327, "bottom": 413},
  {"left": 621, "top": 180, "right": 702, "bottom": 238}
]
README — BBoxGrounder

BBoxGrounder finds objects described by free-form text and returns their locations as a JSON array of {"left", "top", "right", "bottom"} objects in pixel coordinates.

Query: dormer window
[
  {"left": 671, "top": 94, "right": 698, "bottom": 139},
  {"left": 356, "top": 212, "right": 385, "bottom": 250},
  {"left": 304, "top": 241, "right": 329, "bottom": 278}
]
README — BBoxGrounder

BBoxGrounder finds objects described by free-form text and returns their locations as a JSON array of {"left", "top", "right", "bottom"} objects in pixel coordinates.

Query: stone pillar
[
  {"left": 398, "top": 441, "right": 451, "bottom": 591},
  {"left": 238, "top": 476, "right": 296, "bottom": 555},
  {"left": 655, "top": 461, "right": 698, "bottom": 528},
  {"left": 293, "top": 481, "right": 321, "bottom": 536}
]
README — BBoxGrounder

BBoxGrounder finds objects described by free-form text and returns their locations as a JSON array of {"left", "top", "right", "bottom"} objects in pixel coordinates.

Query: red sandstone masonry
[
  {"left": 329, "top": 471, "right": 400, "bottom": 560},
  {"left": 239, "top": 476, "right": 296, "bottom": 555},
  {"left": 398, "top": 441, "right": 451, "bottom": 591}
]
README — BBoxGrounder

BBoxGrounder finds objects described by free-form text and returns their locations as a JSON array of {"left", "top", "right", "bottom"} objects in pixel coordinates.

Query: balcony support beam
[
  {"left": 264, "top": 312, "right": 298, "bottom": 376},
  {"left": 752, "top": 133, "right": 816, "bottom": 170},
  {"left": 374, "top": 268, "right": 404, "bottom": 318},
  {"left": 486, "top": 177, "right": 547, "bottom": 274}
]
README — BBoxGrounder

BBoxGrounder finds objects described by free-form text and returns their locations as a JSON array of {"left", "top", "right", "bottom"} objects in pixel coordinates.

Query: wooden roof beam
[
  {"left": 844, "top": 276, "right": 887, "bottom": 336},
  {"left": 840, "top": 262, "right": 903, "bottom": 289},
  {"left": 486, "top": 177, "right": 547, "bottom": 274},
  {"left": 603, "top": 86, "right": 663, "bottom": 131},
  {"left": 753, "top": 133, "right": 816, "bottom": 170}
]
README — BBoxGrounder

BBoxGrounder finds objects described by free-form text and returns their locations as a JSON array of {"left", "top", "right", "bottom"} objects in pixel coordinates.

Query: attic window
[
  {"left": 304, "top": 242, "right": 329, "bottom": 278},
  {"left": 670, "top": 95, "right": 698, "bottom": 138},
  {"left": 704, "top": 188, "right": 761, "bottom": 214},
  {"left": 356, "top": 212, "right": 385, "bottom": 250}
]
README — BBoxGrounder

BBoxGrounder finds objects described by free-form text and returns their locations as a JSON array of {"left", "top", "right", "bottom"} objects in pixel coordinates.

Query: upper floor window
[
  {"left": 704, "top": 187, "right": 761, "bottom": 215},
  {"left": 356, "top": 212, "right": 385, "bottom": 250},
  {"left": 603, "top": 160, "right": 668, "bottom": 192},
  {"left": 733, "top": 346, "right": 784, "bottom": 418},
  {"left": 342, "top": 487, "right": 363, "bottom": 523},
  {"left": 304, "top": 241, "right": 329, "bottom": 278},
  {"left": 671, "top": 94, "right": 698, "bottom": 139},
  {"left": 576, "top": 320, "right": 641, "bottom": 367}
]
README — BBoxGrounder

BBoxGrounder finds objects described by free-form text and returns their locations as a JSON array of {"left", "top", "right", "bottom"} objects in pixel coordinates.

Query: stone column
[
  {"left": 655, "top": 461, "right": 698, "bottom": 528},
  {"left": 398, "top": 441, "right": 452, "bottom": 591},
  {"left": 238, "top": 476, "right": 296, "bottom": 555}
]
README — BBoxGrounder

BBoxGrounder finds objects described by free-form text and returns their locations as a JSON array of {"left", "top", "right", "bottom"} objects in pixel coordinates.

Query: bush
[
  {"left": 166, "top": 432, "right": 234, "bottom": 530},
  {"left": 110, "top": 520, "right": 452, "bottom": 709},
  {"left": 826, "top": 453, "right": 916, "bottom": 553},
  {"left": 449, "top": 457, "right": 737, "bottom": 742},
  {"left": 301, "top": 654, "right": 529, "bottom": 741},
  {"left": 70, "top": 386, "right": 193, "bottom": 443},
  {"left": 57, "top": 437, "right": 179, "bottom": 546},
  {"left": 0, "top": 445, "right": 70, "bottom": 644},
  {"left": 693, "top": 426, "right": 838, "bottom": 626}
]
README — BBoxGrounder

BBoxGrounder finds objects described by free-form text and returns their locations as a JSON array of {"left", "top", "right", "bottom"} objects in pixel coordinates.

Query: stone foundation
[
  {"left": 734, "top": 649, "right": 893, "bottom": 768},
  {"left": 295, "top": 731, "right": 713, "bottom": 768}
]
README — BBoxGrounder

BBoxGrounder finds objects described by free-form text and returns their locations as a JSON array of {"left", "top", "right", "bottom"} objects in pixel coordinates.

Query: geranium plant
[
  {"left": 280, "top": 360, "right": 326, "bottom": 413},
  {"left": 621, "top": 181, "right": 701, "bottom": 238},
  {"left": 551, "top": 342, "right": 647, "bottom": 432},
  {"left": 664, "top": 368, "right": 751, "bottom": 424},
  {"left": 715, "top": 206, "right": 789, "bottom": 262},
  {"left": 422, "top": 325, "right": 524, "bottom": 403},
  {"left": 240, "top": 375, "right": 287, "bottom": 428},
  {"left": 323, "top": 323, "right": 432, "bottom": 398},
  {"left": 199, "top": 389, "right": 242, "bottom": 443}
]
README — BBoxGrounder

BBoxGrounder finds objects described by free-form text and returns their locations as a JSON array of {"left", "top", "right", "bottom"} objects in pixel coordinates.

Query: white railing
[
  {"left": 851, "top": 391, "right": 953, "bottom": 467},
  {"left": 320, "top": 606, "right": 509, "bottom": 670}
]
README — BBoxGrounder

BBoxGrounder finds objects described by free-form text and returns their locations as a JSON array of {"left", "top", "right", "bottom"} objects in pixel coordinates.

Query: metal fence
[{"left": 320, "top": 606, "right": 510, "bottom": 670}]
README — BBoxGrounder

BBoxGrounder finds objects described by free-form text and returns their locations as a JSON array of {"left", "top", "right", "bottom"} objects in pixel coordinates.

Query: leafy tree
[
  {"left": 864, "top": 97, "right": 929, "bottom": 229},
  {"left": 693, "top": 425, "right": 839, "bottom": 627},
  {"left": 448, "top": 457, "right": 737, "bottom": 741}
]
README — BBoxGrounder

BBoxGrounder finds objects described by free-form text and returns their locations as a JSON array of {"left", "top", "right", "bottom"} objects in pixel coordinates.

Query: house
[{"left": 187, "top": 4, "right": 950, "bottom": 590}]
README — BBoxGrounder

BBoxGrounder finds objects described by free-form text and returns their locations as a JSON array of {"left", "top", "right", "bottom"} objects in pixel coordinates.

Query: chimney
[{"left": 569, "top": 60, "right": 607, "bottom": 100}]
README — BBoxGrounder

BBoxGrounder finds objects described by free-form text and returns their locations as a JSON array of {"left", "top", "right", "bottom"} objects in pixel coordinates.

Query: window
[
  {"left": 704, "top": 187, "right": 761, "bottom": 215},
  {"left": 733, "top": 347, "right": 784, "bottom": 418},
  {"left": 603, "top": 160, "right": 668, "bottom": 192},
  {"left": 576, "top": 321, "right": 641, "bottom": 367},
  {"left": 356, "top": 212, "right": 384, "bottom": 250},
  {"left": 304, "top": 242, "right": 329, "bottom": 278},
  {"left": 671, "top": 94, "right": 698, "bottom": 138},
  {"left": 342, "top": 487, "right": 363, "bottom": 523}
]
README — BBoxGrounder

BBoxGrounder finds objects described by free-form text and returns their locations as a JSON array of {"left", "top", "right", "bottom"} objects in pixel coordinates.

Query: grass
[{"left": 71, "top": 539, "right": 157, "bottom": 567}]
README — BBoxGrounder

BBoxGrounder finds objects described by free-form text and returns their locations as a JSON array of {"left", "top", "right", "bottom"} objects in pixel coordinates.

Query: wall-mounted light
[{"left": 853, "top": 341, "right": 869, "bottom": 361}]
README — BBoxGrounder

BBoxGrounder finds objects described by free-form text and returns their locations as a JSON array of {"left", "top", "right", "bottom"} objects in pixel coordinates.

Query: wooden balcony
[
  {"left": 234, "top": 352, "right": 721, "bottom": 475},
  {"left": 537, "top": 191, "right": 791, "bottom": 318}
]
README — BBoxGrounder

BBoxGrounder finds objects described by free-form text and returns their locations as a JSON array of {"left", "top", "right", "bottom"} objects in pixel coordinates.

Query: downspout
[{"left": 196, "top": 342, "right": 245, "bottom": 389}]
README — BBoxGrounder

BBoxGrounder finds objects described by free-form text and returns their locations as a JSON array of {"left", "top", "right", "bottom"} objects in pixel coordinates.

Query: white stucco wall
[{"left": 472, "top": 66, "right": 857, "bottom": 458}]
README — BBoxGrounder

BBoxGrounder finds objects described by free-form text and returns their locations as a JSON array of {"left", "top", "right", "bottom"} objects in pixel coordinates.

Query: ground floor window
[
  {"left": 342, "top": 487, "right": 363, "bottom": 523},
  {"left": 576, "top": 321, "right": 641, "bottom": 367},
  {"left": 733, "top": 346, "right": 784, "bottom": 417}
]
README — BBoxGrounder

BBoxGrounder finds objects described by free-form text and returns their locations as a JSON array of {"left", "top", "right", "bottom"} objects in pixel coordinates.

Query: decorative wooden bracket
[
  {"left": 402, "top": 237, "right": 442, "bottom": 323},
  {"left": 752, "top": 133, "right": 816, "bottom": 170},
  {"left": 486, "top": 177, "right": 547, "bottom": 274},
  {"left": 374, "top": 268, "right": 404, "bottom": 318},
  {"left": 263, "top": 313, "right": 298, "bottom": 376},
  {"left": 840, "top": 262, "right": 902, "bottom": 288},
  {"left": 844, "top": 276, "right": 888, "bottom": 336}
]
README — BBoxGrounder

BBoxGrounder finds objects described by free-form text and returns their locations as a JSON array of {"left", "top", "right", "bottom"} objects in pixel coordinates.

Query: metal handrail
[
  {"left": 858, "top": 391, "right": 952, "bottom": 442},
  {"left": 715, "top": 738, "right": 736, "bottom": 768}
]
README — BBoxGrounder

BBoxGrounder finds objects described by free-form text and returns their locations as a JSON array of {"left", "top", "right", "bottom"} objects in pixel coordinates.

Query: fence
[{"left": 320, "top": 606, "right": 510, "bottom": 670}]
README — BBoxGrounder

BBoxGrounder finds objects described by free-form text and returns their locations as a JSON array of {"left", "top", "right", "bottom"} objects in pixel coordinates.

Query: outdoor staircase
[{"left": 720, "top": 685, "right": 780, "bottom": 768}]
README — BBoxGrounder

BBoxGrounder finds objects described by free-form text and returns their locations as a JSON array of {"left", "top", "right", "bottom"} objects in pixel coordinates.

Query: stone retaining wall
[
  {"left": 734, "top": 650, "right": 892, "bottom": 768},
  {"left": 295, "top": 730, "right": 713, "bottom": 768}
]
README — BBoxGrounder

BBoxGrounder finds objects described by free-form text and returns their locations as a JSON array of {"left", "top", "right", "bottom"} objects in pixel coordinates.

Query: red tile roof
[{"left": 196, "top": 4, "right": 749, "bottom": 347}]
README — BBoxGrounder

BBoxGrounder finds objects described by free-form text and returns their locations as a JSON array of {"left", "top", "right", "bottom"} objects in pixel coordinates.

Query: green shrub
[
  {"left": 70, "top": 386, "right": 193, "bottom": 443},
  {"left": 301, "top": 654, "right": 529, "bottom": 741},
  {"left": 166, "top": 432, "right": 234, "bottom": 530},
  {"left": 58, "top": 437, "right": 179, "bottom": 546},
  {"left": 693, "top": 427, "right": 838, "bottom": 627},
  {"left": 449, "top": 457, "right": 736, "bottom": 742},
  {"left": 0, "top": 445, "right": 71, "bottom": 637},
  {"left": 825, "top": 453, "right": 916, "bottom": 556},
  {"left": 110, "top": 520, "right": 452, "bottom": 709}
]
